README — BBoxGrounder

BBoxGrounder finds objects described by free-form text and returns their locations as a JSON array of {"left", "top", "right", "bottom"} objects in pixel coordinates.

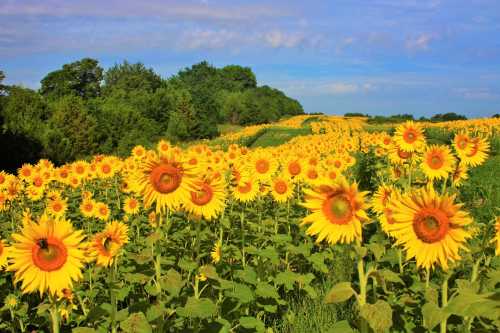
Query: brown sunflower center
[
  {"left": 76, "top": 166, "right": 85, "bottom": 174},
  {"left": 397, "top": 149, "right": 411, "bottom": 159},
  {"left": 32, "top": 237, "right": 68, "bottom": 272},
  {"left": 307, "top": 169, "right": 318, "bottom": 179},
  {"left": 403, "top": 129, "right": 417, "bottom": 143},
  {"left": 238, "top": 182, "right": 252, "bottom": 194},
  {"left": 191, "top": 183, "right": 214, "bottom": 206},
  {"left": 255, "top": 159, "right": 270, "bottom": 174},
  {"left": 150, "top": 164, "right": 182, "bottom": 194},
  {"left": 288, "top": 162, "right": 301, "bottom": 176},
  {"left": 274, "top": 181, "right": 288, "bottom": 194},
  {"left": 427, "top": 152, "right": 444, "bottom": 169},
  {"left": 323, "top": 194, "right": 353, "bottom": 225},
  {"left": 413, "top": 209, "right": 449, "bottom": 243},
  {"left": 101, "top": 164, "right": 111, "bottom": 174}
]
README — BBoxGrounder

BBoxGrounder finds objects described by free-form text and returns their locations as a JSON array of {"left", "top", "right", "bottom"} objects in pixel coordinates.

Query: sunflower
[
  {"left": 421, "top": 145, "right": 456, "bottom": 180},
  {"left": 90, "top": 221, "right": 129, "bottom": 267},
  {"left": 284, "top": 158, "right": 304, "bottom": 180},
  {"left": 0, "top": 240, "right": 9, "bottom": 268},
  {"left": 394, "top": 121, "right": 426, "bottom": 152},
  {"left": 270, "top": 177, "right": 294, "bottom": 203},
  {"left": 8, "top": 215, "right": 85, "bottom": 296},
  {"left": 493, "top": 217, "right": 500, "bottom": 256},
  {"left": 96, "top": 158, "right": 116, "bottom": 179},
  {"left": 387, "top": 187, "right": 473, "bottom": 270},
  {"left": 232, "top": 179, "right": 259, "bottom": 203},
  {"left": 451, "top": 162, "right": 469, "bottom": 187},
  {"left": 388, "top": 145, "right": 413, "bottom": 165},
  {"left": 47, "top": 197, "right": 68, "bottom": 219},
  {"left": 136, "top": 154, "right": 194, "bottom": 213},
  {"left": 211, "top": 241, "right": 222, "bottom": 264},
  {"left": 371, "top": 185, "right": 396, "bottom": 215},
  {"left": 301, "top": 179, "right": 369, "bottom": 244},
  {"left": 80, "top": 199, "right": 96, "bottom": 218},
  {"left": 248, "top": 150, "right": 278, "bottom": 181},
  {"left": 131, "top": 145, "right": 147, "bottom": 160},
  {"left": 184, "top": 175, "right": 226, "bottom": 221},
  {"left": 460, "top": 137, "right": 489, "bottom": 167},
  {"left": 18, "top": 164, "right": 34, "bottom": 181},
  {"left": 95, "top": 202, "right": 110, "bottom": 221},
  {"left": 123, "top": 197, "right": 141, "bottom": 215},
  {"left": 72, "top": 161, "right": 89, "bottom": 180},
  {"left": 452, "top": 132, "right": 472, "bottom": 158}
]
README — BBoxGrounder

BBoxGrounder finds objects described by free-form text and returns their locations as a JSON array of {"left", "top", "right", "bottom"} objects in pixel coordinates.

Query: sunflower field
[{"left": 0, "top": 116, "right": 499, "bottom": 333}]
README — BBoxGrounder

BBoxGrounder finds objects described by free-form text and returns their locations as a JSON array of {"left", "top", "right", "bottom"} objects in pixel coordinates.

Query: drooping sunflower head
[
  {"left": 421, "top": 145, "right": 456, "bottom": 181},
  {"left": 451, "top": 162, "right": 469, "bottom": 187},
  {"left": 394, "top": 121, "right": 426, "bottom": 152},
  {"left": 493, "top": 217, "right": 500, "bottom": 256},
  {"left": 371, "top": 184, "right": 397, "bottom": 215},
  {"left": 301, "top": 179, "right": 369, "bottom": 245},
  {"left": 8, "top": 215, "right": 85, "bottom": 296},
  {"left": 91, "top": 221, "right": 129, "bottom": 267},
  {"left": 0, "top": 240, "right": 9, "bottom": 268},
  {"left": 387, "top": 187, "right": 473, "bottom": 271},
  {"left": 211, "top": 241, "right": 222, "bottom": 264}
]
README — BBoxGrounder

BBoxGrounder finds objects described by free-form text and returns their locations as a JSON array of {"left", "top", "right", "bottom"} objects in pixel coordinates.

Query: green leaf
[
  {"left": 178, "top": 257, "right": 197, "bottom": 273},
  {"left": 367, "top": 243, "right": 385, "bottom": 261},
  {"left": 274, "top": 271, "right": 299, "bottom": 290},
  {"left": 422, "top": 302, "right": 445, "bottom": 330},
  {"left": 239, "top": 316, "right": 266, "bottom": 332},
  {"left": 256, "top": 282, "right": 280, "bottom": 300},
  {"left": 326, "top": 320, "right": 355, "bottom": 333},
  {"left": 258, "top": 247, "right": 280, "bottom": 265},
  {"left": 72, "top": 328, "right": 97, "bottom": 333},
  {"left": 160, "top": 269, "right": 184, "bottom": 297},
  {"left": 379, "top": 269, "right": 404, "bottom": 285},
  {"left": 177, "top": 297, "right": 217, "bottom": 319},
  {"left": 226, "top": 283, "right": 255, "bottom": 304},
  {"left": 199, "top": 264, "right": 219, "bottom": 280},
  {"left": 234, "top": 267, "right": 258, "bottom": 285},
  {"left": 120, "top": 312, "right": 152, "bottom": 333},
  {"left": 309, "top": 252, "right": 329, "bottom": 273},
  {"left": 324, "top": 282, "right": 355, "bottom": 304},
  {"left": 359, "top": 300, "right": 393, "bottom": 333},
  {"left": 146, "top": 303, "right": 165, "bottom": 322}
]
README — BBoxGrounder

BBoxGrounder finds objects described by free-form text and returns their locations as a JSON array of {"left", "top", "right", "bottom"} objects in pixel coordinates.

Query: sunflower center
[
  {"left": 307, "top": 169, "right": 318, "bottom": 179},
  {"left": 128, "top": 200, "right": 138, "bottom": 209},
  {"left": 255, "top": 159, "right": 270, "bottom": 174},
  {"left": 101, "top": 164, "right": 111, "bottom": 174},
  {"left": 413, "top": 209, "right": 449, "bottom": 243},
  {"left": 238, "top": 182, "right": 252, "bottom": 194},
  {"left": 288, "top": 162, "right": 301, "bottom": 176},
  {"left": 32, "top": 237, "right": 68, "bottom": 272},
  {"left": 52, "top": 202, "right": 63, "bottom": 212},
  {"left": 274, "top": 181, "right": 288, "bottom": 194},
  {"left": 403, "top": 130, "right": 417, "bottom": 143},
  {"left": 150, "top": 164, "right": 182, "bottom": 194},
  {"left": 191, "top": 183, "right": 214, "bottom": 206},
  {"left": 323, "top": 194, "right": 353, "bottom": 225},
  {"left": 457, "top": 138, "right": 468, "bottom": 149},
  {"left": 398, "top": 149, "right": 411, "bottom": 159},
  {"left": 334, "top": 161, "right": 342, "bottom": 168},
  {"left": 427, "top": 153, "right": 444, "bottom": 169},
  {"left": 76, "top": 166, "right": 85, "bottom": 174}
]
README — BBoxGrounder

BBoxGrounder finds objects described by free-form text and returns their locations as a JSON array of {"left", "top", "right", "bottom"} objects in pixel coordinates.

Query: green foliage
[
  {"left": 43, "top": 96, "right": 98, "bottom": 164},
  {"left": 103, "top": 61, "right": 162, "bottom": 95},
  {"left": 40, "top": 58, "right": 103, "bottom": 99},
  {"left": 430, "top": 112, "right": 467, "bottom": 122},
  {"left": 366, "top": 114, "right": 415, "bottom": 124}
]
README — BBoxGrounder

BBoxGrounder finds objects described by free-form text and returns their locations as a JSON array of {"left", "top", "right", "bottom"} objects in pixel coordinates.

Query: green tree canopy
[
  {"left": 103, "top": 61, "right": 163, "bottom": 95},
  {"left": 40, "top": 58, "right": 103, "bottom": 99}
]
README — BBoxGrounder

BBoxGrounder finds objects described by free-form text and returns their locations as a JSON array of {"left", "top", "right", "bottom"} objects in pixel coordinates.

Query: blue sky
[{"left": 1, "top": 0, "right": 499, "bottom": 118}]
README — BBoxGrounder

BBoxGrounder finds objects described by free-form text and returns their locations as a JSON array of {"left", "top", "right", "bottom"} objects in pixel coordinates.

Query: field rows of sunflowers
[{"left": 0, "top": 116, "right": 499, "bottom": 332}]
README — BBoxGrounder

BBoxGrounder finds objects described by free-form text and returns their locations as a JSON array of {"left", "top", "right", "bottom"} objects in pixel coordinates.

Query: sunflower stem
[
  {"left": 109, "top": 261, "right": 118, "bottom": 333},
  {"left": 49, "top": 297, "right": 60, "bottom": 333},
  {"left": 356, "top": 256, "right": 369, "bottom": 333},
  {"left": 440, "top": 274, "right": 449, "bottom": 333},
  {"left": 240, "top": 211, "right": 246, "bottom": 267},
  {"left": 398, "top": 249, "right": 404, "bottom": 274},
  {"left": 425, "top": 268, "right": 430, "bottom": 289}
]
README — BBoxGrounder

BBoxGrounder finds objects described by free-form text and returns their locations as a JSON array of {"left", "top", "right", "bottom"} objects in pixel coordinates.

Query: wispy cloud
[
  {"left": 406, "top": 33, "right": 436, "bottom": 51},
  {"left": 455, "top": 88, "right": 499, "bottom": 100}
]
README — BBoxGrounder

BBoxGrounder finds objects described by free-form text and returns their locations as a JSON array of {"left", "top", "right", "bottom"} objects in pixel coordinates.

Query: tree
[
  {"left": 2, "top": 86, "right": 49, "bottom": 137},
  {"left": 40, "top": 58, "right": 103, "bottom": 99},
  {"left": 103, "top": 61, "right": 162, "bottom": 95},
  {"left": 221, "top": 91, "right": 246, "bottom": 124},
  {"left": 0, "top": 70, "right": 6, "bottom": 96},
  {"left": 43, "top": 96, "right": 98, "bottom": 163},
  {"left": 166, "top": 89, "right": 197, "bottom": 142},
  {"left": 430, "top": 112, "right": 467, "bottom": 122},
  {"left": 219, "top": 65, "right": 257, "bottom": 91}
]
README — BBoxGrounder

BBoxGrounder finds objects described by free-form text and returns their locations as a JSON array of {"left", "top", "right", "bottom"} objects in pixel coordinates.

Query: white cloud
[
  {"left": 263, "top": 30, "right": 305, "bottom": 48},
  {"left": 406, "top": 33, "right": 435, "bottom": 51},
  {"left": 325, "top": 83, "right": 359, "bottom": 94},
  {"left": 455, "top": 88, "right": 499, "bottom": 100},
  {"left": 177, "top": 29, "right": 238, "bottom": 50}
]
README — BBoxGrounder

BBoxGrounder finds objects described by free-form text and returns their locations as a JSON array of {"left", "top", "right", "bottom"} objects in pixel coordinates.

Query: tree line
[
  {"left": 344, "top": 112, "right": 472, "bottom": 123},
  {"left": 0, "top": 60, "right": 303, "bottom": 170}
]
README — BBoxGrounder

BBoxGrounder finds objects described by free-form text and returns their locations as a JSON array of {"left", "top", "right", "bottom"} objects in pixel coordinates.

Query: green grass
[{"left": 250, "top": 127, "right": 312, "bottom": 148}]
